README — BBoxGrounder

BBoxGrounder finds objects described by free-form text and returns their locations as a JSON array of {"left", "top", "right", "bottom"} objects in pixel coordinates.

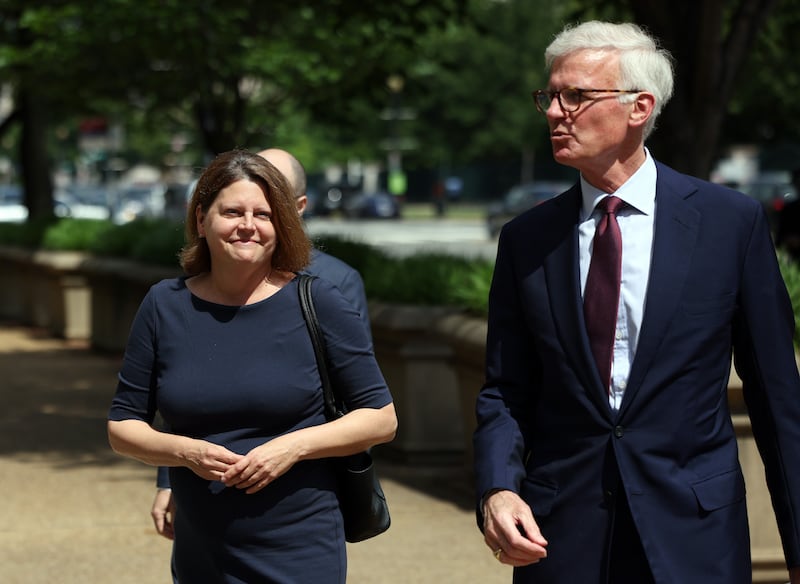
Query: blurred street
[{"left": 306, "top": 214, "right": 499, "bottom": 260}]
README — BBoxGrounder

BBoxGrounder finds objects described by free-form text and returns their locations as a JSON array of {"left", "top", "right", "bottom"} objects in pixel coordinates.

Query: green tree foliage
[
  {"left": 0, "top": 0, "right": 467, "bottom": 217},
  {"left": 723, "top": 0, "right": 800, "bottom": 170},
  {"left": 565, "top": 0, "right": 780, "bottom": 178},
  {"left": 403, "top": 0, "right": 782, "bottom": 181},
  {"left": 0, "top": 0, "right": 796, "bottom": 223},
  {"left": 392, "top": 0, "right": 784, "bottom": 184},
  {"left": 404, "top": 0, "right": 569, "bottom": 164},
  {"left": 628, "top": 0, "right": 780, "bottom": 178}
]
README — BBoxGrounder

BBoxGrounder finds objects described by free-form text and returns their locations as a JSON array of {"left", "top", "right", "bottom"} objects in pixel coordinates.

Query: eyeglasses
[{"left": 532, "top": 87, "right": 640, "bottom": 114}]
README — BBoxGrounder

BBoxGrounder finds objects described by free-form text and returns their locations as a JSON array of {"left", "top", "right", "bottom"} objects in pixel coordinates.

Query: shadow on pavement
[
  {"left": 0, "top": 325, "right": 124, "bottom": 467},
  {"left": 373, "top": 454, "right": 476, "bottom": 512}
]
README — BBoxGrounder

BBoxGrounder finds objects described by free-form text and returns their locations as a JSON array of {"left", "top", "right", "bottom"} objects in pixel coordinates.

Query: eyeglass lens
[{"left": 535, "top": 89, "right": 581, "bottom": 113}]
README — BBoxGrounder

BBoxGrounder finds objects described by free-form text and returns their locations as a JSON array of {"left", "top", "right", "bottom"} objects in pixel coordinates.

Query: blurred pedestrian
[
  {"left": 444, "top": 175, "right": 463, "bottom": 202},
  {"left": 432, "top": 179, "right": 446, "bottom": 217}
]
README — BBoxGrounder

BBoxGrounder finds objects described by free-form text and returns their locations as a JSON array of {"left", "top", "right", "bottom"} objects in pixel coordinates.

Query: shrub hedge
[
  {"left": 4, "top": 218, "right": 800, "bottom": 335},
  {"left": 0, "top": 217, "right": 493, "bottom": 316}
]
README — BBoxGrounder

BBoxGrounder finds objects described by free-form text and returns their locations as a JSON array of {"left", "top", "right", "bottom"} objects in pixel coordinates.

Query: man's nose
[{"left": 547, "top": 97, "right": 566, "bottom": 119}]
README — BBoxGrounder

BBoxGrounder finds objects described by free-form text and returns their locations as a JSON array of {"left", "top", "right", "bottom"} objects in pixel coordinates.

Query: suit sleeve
[
  {"left": 310, "top": 277, "right": 391, "bottom": 412},
  {"left": 473, "top": 227, "right": 540, "bottom": 515},
  {"left": 733, "top": 205, "right": 800, "bottom": 567},
  {"left": 335, "top": 268, "right": 372, "bottom": 343}
]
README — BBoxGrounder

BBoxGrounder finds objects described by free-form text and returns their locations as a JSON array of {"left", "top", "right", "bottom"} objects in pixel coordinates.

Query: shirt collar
[{"left": 580, "top": 148, "right": 657, "bottom": 219}]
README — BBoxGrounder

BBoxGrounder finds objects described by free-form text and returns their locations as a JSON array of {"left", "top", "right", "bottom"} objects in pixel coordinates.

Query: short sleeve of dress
[
  {"left": 108, "top": 283, "right": 161, "bottom": 424},
  {"left": 308, "top": 277, "right": 392, "bottom": 412}
]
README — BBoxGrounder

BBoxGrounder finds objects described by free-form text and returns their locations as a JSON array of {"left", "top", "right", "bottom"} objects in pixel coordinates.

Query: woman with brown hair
[{"left": 108, "top": 149, "right": 396, "bottom": 583}]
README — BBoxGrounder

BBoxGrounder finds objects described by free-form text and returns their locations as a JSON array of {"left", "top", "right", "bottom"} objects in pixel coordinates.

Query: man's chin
[{"left": 552, "top": 149, "right": 579, "bottom": 169}]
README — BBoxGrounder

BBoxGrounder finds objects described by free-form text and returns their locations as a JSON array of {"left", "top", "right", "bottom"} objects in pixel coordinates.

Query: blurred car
[
  {"left": 0, "top": 184, "right": 70, "bottom": 222},
  {"left": 310, "top": 184, "right": 361, "bottom": 217},
  {"left": 300, "top": 186, "right": 323, "bottom": 218},
  {"left": 0, "top": 185, "right": 27, "bottom": 222},
  {"left": 55, "top": 185, "right": 113, "bottom": 220},
  {"left": 163, "top": 181, "right": 197, "bottom": 221},
  {"left": 486, "top": 180, "right": 573, "bottom": 237},
  {"left": 341, "top": 191, "right": 401, "bottom": 219},
  {"left": 739, "top": 172, "right": 798, "bottom": 231},
  {"left": 112, "top": 183, "right": 167, "bottom": 224}
]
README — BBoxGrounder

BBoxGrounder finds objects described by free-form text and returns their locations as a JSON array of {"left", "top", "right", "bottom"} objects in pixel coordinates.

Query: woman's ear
[{"left": 195, "top": 206, "right": 206, "bottom": 238}]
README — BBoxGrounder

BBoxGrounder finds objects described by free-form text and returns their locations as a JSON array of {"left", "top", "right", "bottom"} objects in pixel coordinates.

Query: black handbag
[{"left": 297, "top": 274, "right": 391, "bottom": 542}]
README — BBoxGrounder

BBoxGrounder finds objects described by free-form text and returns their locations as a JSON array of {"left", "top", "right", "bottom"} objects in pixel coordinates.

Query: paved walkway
[{"left": 0, "top": 322, "right": 508, "bottom": 584}]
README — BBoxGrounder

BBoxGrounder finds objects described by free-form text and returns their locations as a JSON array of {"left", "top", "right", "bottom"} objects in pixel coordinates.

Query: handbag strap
[{"left": 297, "top": 274, "right": 342, "bottom": 421}]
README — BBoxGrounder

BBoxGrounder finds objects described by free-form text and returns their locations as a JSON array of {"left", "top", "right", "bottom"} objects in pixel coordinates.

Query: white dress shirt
[{"left": 579, "top": 149, "right": 657, "bottom": 410}]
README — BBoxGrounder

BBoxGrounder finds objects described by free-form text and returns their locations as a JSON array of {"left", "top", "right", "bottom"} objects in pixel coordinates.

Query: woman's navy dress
[{"left": 108, "top": 276, "right": 392, "bottom": 583}]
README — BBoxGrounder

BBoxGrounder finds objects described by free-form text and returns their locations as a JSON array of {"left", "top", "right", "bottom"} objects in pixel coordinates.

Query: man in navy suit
[
  {"left": 150, "top": 148, "right": 371, "bottom": 576},
  {"left": 473, "top": 21, "right": 800, "bottom": 583}
]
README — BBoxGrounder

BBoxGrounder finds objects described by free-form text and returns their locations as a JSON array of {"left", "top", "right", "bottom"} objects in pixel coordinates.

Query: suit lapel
[
  {"left": 619, "top": 164, "right": 701, "bottom": 416},
  {"left": 544, "top": 186, "right": 614, "bottom": 416}
]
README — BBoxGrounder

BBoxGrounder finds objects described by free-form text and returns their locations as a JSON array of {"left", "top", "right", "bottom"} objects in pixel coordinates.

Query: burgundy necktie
[{"left": 584, "top": 195, "right": 624, "bottom": 393}]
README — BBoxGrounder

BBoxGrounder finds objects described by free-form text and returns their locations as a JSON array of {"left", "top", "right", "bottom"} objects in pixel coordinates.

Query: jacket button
[{"left": 614, "top": 426, "right": 624, "bottom": 438}]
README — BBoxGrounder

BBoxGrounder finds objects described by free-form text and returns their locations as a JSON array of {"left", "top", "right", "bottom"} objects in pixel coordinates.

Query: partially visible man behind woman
[{"left": 107, "top": 149, "right": 397, "bottom": 583}]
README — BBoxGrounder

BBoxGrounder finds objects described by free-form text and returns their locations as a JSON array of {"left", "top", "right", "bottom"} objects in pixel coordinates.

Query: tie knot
[{"left": 598, "top": 196, "right": 624, "bottom": 215}]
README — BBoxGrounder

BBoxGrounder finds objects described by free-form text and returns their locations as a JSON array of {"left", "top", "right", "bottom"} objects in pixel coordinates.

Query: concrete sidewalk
[{"left": 0, "top": 322, "right": 508, "bottom": 584}]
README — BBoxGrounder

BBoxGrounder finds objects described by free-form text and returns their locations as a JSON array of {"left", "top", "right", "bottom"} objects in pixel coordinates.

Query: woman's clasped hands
[{"left": 220, "top": 435, "right": 301, "bottom": 494}]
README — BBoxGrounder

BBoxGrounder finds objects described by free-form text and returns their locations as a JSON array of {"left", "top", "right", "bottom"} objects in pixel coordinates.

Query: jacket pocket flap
[{"left": 690, "top": 469, "right": 745, "bottom": 512}]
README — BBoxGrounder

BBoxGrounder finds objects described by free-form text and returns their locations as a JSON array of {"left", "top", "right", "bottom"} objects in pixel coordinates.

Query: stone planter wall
[
  {"left": 430, "top": 312, "right": 487, "bottom": 475},
  {"left": 79, "top": 257, "right": 179, "bottom": 353},
  {"left": 369, "top": 303, "right": 466, "bottom": 464},
  {"left": 0, "top": 247, "right": 36, "bottom": 324},
  {"left": 0, "top": 248, "right": 92, "bottom": 340}
]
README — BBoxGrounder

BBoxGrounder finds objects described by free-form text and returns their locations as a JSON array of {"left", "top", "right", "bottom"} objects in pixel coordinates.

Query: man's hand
[
  {"left": 151, "top": 488, "right": 175, "bottom": 540},
  {"left": 483, "top": 489, "right": 548, "bottom": 567}
]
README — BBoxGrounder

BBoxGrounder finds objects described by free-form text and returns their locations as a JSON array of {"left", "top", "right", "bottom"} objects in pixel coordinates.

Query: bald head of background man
[{"left": 258, "top": 148, "right": 310, "bottom": 216}]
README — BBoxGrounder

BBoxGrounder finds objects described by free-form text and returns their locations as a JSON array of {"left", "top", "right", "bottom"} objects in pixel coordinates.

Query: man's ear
[
  {"left": 295, "top": 195, "right": 308, "bottom": 216},
  {"left": 629, "top": 91, "right": 656, "bottom": 129}
]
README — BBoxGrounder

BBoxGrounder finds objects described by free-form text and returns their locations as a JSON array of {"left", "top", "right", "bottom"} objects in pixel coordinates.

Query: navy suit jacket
[
  {"left": 473, "top": 162, "right": 800, "bottom": 583},
  {"left": 305, "top": 249, "right": 371, "bottom": 342}
]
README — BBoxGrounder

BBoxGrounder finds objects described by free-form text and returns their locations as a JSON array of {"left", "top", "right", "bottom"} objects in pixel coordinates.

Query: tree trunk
[
  {"left": 194, "top": 82, "right": 247, "bottom": 159},
  {"left": 18, "top": 85, "right": 54, "bottom": 221},
  {"left": 630, "top": 0, "right": 778, "bottom": 178}
]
